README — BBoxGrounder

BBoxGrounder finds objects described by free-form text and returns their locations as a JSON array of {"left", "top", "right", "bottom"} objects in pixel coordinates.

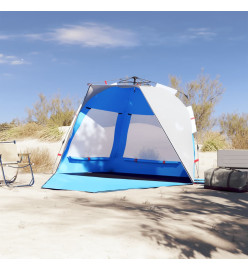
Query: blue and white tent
[{"left": 43, "top": 77, "right": 198, "bottom": 192}]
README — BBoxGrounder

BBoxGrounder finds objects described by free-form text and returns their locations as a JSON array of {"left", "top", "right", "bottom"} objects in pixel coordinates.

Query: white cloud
[
  {"left": 1, "top": 73, "right": 12, "bottom": 77},
  {"left": 29, "top": 51, "right": 40, "bottom": 55},
  {"left": 183, "top": 28, "right": 217, "bottom": 40},
  {"left": 141, "top": 26, "right": 218, "bottom": 46},
  {"left": 10, "top": 59, "right": 25, "bottom": 65},
  {"left": 25, "top": 33, "right": 44, "bottom": 40},
  {"left": 1, "top": 24, "right": 218, "bottom": 50},
  {"left": 26, "top": 23, "right": 139, "bottom": 48},
  {"left": 0, "top": 35, "right": 9, "bottom": 40},
  {"left": 5, "top": 55, "right": 16, "bottom": 59},
  {"left": 0, "top": 53, "right": 27, "bottom": 65}
]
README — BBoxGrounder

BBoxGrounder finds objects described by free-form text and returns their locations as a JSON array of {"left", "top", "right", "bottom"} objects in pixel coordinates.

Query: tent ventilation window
[
  {"left": 123, "top": 114, "right": 180, "bottom": 162},
  {"left": 67, "top": 108, "right": 118, "bottom": 158}
]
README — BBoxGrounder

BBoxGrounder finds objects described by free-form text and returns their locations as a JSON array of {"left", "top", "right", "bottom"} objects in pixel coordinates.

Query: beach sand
[
  {"left": 0, "top": 172, "right": 247, "bottom": 259},
  {"left": 0, "top": 139, "right": 247, "bottom": 259}
]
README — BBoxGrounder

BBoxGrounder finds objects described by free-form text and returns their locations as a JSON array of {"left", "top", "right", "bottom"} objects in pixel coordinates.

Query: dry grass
[
  {"left": 0, "top": 92, "right": 76, "bottom": 142},
  {"left": 201, "top": 131, "right": 230, "bottom": 152},
  {"left": 232, "top": 131, "right": 248, "bottom": 149},
  {"left": 220, "top": 113, "right": 248, "bottom": 149},
  {"left": 0, "top": 122, "right": 63, "bottom": 142},
  {"left": 0, "top": 122, "right": 13, "bottom": 132},
  {"left": 21, "top": 147, "right": 54, "bottom": 173},
  {"left": 37, "top": 124, "right": 63, "bottom": 141}
]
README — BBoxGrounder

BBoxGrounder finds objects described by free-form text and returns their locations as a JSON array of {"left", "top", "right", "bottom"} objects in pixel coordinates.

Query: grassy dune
[{"left": 0, "top": 122, "right": 63, "bottom": 142}]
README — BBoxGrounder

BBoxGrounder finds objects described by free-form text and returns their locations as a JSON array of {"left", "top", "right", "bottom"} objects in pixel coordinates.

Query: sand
[
  {"left": 0, "top": 139, "right": 247, "bottom": 259},
  {"left": 0, "top": 172, "right": 247, "bottom": 259}
]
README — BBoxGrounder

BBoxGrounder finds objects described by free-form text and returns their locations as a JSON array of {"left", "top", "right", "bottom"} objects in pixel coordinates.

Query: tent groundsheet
[{"left": 42, "top": 173, "right": 192, "bottom": 193}]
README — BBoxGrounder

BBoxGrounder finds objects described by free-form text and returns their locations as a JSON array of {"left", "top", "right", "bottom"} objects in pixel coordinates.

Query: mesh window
[
  {"left": 67, "top": 109, "right": 118, "bottom": 158},
  {"left": 123, "top": 114, "right": 180, "bottom": 161}
]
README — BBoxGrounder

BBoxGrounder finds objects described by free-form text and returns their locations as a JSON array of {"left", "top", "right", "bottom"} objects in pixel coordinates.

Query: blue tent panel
[{"left": 42, "top": 173, "right": 192, "bottom": 193}]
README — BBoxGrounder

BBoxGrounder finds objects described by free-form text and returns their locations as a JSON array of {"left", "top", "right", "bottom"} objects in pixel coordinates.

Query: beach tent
[{"left": 43, "top": 77, "right": 198, "bottom": 192}]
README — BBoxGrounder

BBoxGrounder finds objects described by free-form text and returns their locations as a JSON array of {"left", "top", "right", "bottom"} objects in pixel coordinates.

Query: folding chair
[{"left": 0, "top": 141, "right": 34, "bottom": 187}]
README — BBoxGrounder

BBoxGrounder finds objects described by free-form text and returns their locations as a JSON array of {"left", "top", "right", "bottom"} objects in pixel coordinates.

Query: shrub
[
  {"left": 27, "top": 94, "right": 50, "bottom": 125},
  {"left": 27, "top": 92, "right": 77, "bottom": 126},
  {"left": 22, "top": 147, "right": 53, "bottom": 173},
  {"left": 201, "top": 132, "right": 230, "bottom": 152},
  {"left": 232, "top": 130, "right": 248, "bottom": 149},
  {"left": 0, "top": 122, "right": 13, "bottom": 132},
  {"left": 219, "top": 113, "right": 248, "bottom": 149},
  {"left": 169, "top": 71, "right": 225, "bottom": 135},
  {"left": 0, "top": 92, "right": 77, "bottom": 142},
  {"left": 48, "top": 94, "right": 76, "bottom": 126}
]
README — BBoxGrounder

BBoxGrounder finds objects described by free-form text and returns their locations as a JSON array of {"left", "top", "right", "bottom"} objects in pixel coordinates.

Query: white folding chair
[{"left": 0, "top": 141, "right": 34, "bottom": 187}]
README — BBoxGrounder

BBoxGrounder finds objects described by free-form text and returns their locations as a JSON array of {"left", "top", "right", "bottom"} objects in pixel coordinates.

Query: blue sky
[{"left": 0, "top": 11, "right": 247, "bottom": 123}]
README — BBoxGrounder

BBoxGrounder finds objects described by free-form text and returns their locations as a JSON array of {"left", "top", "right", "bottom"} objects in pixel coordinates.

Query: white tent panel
[
  {"left": 67, "top": 109, "right": 118, "bottom": 158},
  {"left": 155, "top": 83, "right": 177, "bottom": 95},
  {"left": 139, "top": 86, "right": 194, "bottom": 180},
  {"left": 124, "top": 114, "right": 180, "bottom": 161}
]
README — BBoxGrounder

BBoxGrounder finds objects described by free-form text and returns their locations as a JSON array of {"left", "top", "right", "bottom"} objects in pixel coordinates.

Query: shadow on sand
[{"left": 70, "top": 186, "right": 248, "bottom": 258}]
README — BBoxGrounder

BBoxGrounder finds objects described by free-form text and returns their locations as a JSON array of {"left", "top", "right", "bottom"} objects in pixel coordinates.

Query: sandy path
[{"left": 0, "top": 173, "right": 247, "bottom": 259}]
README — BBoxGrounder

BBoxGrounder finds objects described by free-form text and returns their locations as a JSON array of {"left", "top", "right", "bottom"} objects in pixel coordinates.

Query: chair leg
[
  {"left": 15, "top": 155, "right": 34, "bottom": 187},
  {"left": 0, "top": 158, "right": 8, "bottom": 186},
  {"left": 5, "top": 174, "right": 18, "bottom": 184},
  {"left": 0, "top": 159, "right": 34, "bottom": 187},
  {"left": 1, "top": 167, "right": 18, "bottom": 186}
]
